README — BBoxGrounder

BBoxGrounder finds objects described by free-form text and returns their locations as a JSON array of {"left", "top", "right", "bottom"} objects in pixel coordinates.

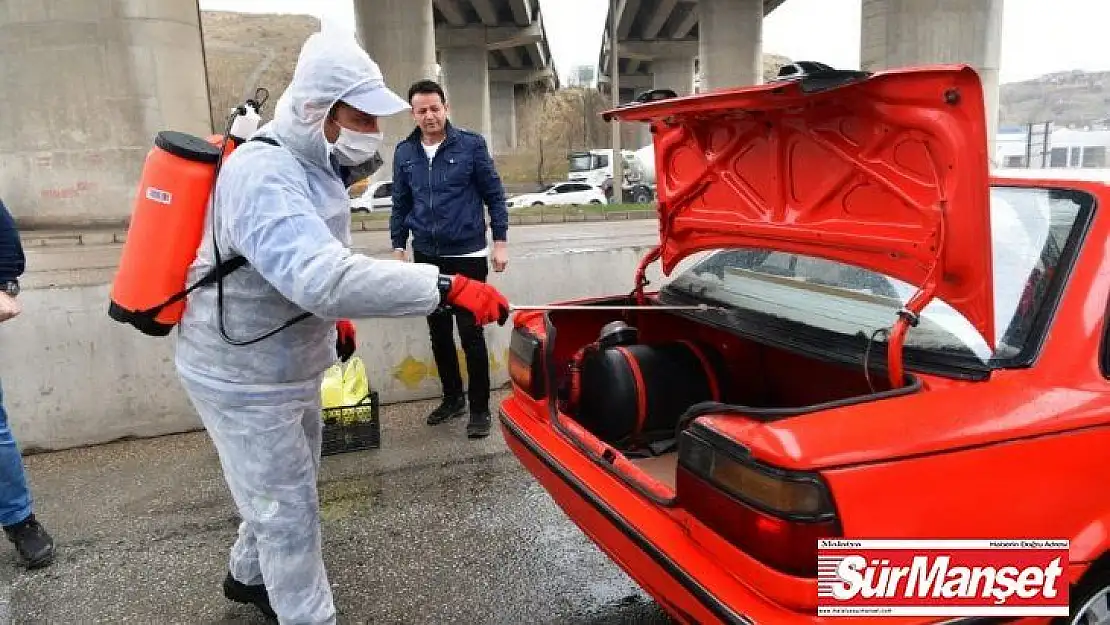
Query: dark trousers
[{"left": 414, "top": 251, "right": 490, "bottom": 413}]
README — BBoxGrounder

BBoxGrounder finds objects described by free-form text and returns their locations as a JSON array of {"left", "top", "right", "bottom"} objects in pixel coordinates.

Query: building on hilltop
[{"left": 996, "top": 124, "right": 1109, "bottom": 169}]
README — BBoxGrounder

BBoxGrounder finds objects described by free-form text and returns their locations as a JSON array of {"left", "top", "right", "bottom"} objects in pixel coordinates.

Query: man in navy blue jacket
[
  {"left": 390, "top": 80, "right": 509, "bottom": 438},
  {"left": 0, "top": 199, "right": 56, "bottom": 569}
]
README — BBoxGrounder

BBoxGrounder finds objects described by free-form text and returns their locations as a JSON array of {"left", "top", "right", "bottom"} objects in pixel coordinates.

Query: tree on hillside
[
  {"left": 508, "top": 86, "right": 611, "bottom": 185},
  {"left": 506, "top": 56, "right": 793, "bottom": 186}
]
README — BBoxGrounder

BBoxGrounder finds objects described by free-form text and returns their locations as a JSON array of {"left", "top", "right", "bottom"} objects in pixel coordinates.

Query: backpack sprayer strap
[
  {"left": 192, "top": 256, "right": 249, "bottom": 292},
  {"left": 148, "top": 134, "right": 280, "bottom": 312},
  {"left": 131, "top": 133, "right": 280, "bottom": 321},
  {"left": 209, "top": 131, "right": 313, "bottom": 346},
  {"left": 139, "top": 255, "right": 249, "bottom": 319},
  {"left": 198, "top": 134, "right": 279, "bottom": 286},
  {"left": 249, "top": 135, "right": 280, "bottom": 148}
]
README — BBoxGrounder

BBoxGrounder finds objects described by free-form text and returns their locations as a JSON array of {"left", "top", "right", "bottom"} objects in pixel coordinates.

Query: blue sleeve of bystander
[
  {"left": 0, "top": 199, "right": 26, "bottom": 282},
  {"left": 390, "top": 143, "right": 414, "bottom": 250},
  {"left": 471, "top": 135, "right": 508, "bottom": 242}
]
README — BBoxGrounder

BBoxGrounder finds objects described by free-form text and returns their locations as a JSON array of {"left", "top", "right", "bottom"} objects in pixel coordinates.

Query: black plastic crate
[{"left": 321, "top": 391, "right": 380, "bottom": 456}]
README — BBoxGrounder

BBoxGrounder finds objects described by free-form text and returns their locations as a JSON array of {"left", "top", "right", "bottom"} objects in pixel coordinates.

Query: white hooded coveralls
[{"left": 174, "top": 24, "right": 441, "bottom": 625}]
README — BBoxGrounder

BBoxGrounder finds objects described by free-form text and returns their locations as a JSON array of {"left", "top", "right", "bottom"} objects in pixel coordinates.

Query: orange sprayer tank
[{"left": 108, "top": 131, "right": 236, "bottom": 336}]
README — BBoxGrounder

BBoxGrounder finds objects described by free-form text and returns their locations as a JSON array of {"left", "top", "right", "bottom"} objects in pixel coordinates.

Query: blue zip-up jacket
[
  {"left": 390, "top": 122, "right": 508, "bottom": 256},
  {"left": 0, "top": 199, "right": 25, "bottom": 283}
]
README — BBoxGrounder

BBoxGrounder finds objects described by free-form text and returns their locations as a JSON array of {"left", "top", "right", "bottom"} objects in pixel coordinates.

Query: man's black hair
[{"left": 408, "top": 79, "right": 446, "bottom": 105}]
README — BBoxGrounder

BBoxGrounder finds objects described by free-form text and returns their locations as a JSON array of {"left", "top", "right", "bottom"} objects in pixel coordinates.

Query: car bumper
[
  {"left": 499, "top": 403, "right": 1047, "bottom": 625},
  {"left": 494, "top": 402, "right": 928, "bottom": 624},
  {"left": 498, "top": 409, "right": 750, "bottom": 624}
]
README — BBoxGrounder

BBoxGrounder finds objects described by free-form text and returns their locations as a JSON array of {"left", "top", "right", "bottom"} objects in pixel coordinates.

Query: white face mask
[{"left": 331, "top": 126, "right": 383, "bottom": 166}]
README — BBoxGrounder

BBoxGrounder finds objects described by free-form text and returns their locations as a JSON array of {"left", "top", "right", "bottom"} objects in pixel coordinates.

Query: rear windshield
[{"left": 663, "top": 185, "right": 1093, "bottom": 369}]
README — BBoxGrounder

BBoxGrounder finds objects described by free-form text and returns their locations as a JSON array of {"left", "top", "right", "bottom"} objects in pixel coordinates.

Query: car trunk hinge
[{"left": 885, "top": 202, "right": 947, "bottom": 389}]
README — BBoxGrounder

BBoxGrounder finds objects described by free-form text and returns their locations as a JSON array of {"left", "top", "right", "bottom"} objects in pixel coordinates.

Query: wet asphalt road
[
  {"left": 1, "top": 393, "right": 674, "bottom": 624},
  {"left": 22, "top": 220, "right": 661, "bottom": 289}
]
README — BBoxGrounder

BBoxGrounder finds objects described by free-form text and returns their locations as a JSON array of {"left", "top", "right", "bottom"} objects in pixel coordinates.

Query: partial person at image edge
[
  {"left": 389, "top": 79, "right": 510, "bottom": 439},
  {"left": 0, "top": 198, "right": 57, "bottom": 570}
]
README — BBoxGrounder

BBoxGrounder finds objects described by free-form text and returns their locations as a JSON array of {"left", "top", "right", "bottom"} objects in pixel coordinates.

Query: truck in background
[{"left": 566, "top": 145, "right": 656, "bottom": 204}]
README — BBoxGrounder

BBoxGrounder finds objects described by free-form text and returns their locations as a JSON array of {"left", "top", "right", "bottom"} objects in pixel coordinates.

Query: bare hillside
[
  {"left": 1000, "top": 70, "right": 1110, "bottom": 127},
  {"left": 200, "top": 10, "right": 1109, "bottom": 134},
  {"left": 200, "top": 12, "right": 792, "bottom": 128},
  {"left": 200, "top": 11, "right": 320, "bottom": 129}
]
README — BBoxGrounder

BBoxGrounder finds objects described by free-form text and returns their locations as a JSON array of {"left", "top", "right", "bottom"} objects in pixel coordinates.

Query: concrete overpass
[
  {"left": 0, "top": 0, "right": 556, "bottom": 228},
  {"left": 434, "top": 0, "right": 558, "bottom": 155},
  {"left": 0, "top": 0, "right": 1023, "bottom": 456},
  {"left": 354, "top": 0, "right": 557, "bottom": 179},
  {"left": 597, "top": 0, "right": 787, "bottom": 101},
  {"left": 596, "top": 0, "right": 786, "bottom": 149},
  {"left": 597, "top": 0, "right": 1003, "bottom": 158}
]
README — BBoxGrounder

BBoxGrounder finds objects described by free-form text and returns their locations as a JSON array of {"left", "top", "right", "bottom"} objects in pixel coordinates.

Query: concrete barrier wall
[{"left": 0, "top": 243, "right": 671, "bottom": 453}]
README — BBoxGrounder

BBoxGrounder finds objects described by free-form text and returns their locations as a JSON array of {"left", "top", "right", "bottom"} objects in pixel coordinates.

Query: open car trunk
[
  {"left": 543, "top": 295, "right": 922, "bottom": 503},
  {"left": 541, "top": 64, "right": 997, "bottom": 501}
]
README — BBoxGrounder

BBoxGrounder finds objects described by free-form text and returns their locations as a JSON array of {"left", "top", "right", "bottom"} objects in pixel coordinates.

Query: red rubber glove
[
  {"left": 445, "top": 275, "right": 510, "bottom": 326},
  {"left": 335, "top": 319, "right": 356, "bottom": 362}
]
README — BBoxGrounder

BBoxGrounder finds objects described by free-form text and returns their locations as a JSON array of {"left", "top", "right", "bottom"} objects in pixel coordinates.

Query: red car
[{"left": 499, "top": 63, "right": 1110, "bottom": 624}]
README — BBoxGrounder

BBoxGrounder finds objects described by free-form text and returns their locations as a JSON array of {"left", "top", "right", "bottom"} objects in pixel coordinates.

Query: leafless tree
[{"left": 505, "top": 86, "right": 612, "bottom": 186}]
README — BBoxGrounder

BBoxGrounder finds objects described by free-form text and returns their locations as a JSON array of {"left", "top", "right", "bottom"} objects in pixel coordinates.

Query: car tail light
[
  {"left": 676, "top": 428, "right": 842, "bottom": 577},
  {"left": 508, "top": 327, "right": 545, "bottom": 399}
]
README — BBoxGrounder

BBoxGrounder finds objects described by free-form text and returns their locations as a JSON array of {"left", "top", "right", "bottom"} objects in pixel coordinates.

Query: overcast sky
[{"left": 198, "top": 0, "right": 1110, "bottom": 85}]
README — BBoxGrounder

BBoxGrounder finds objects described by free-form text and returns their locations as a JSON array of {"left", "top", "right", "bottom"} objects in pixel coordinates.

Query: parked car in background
[
  {"left": 348, "top": 178, "right": 392, "bottom": 213},
  {"left": 500, "top": 63, "right": 1110, "bottom": 624},
  {"left": 506, "top": 182, "right": 607, "bottom": 209}
]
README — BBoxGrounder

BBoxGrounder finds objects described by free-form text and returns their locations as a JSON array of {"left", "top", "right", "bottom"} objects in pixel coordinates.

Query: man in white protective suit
[{"left": 173, "top": 23, "right": 510, "bottom": 624}]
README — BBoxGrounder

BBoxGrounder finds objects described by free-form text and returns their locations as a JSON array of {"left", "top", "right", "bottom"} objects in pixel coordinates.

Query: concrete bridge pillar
[
  {"left": 653, "top": 57, "right": 695, "bottom": 96},
  {"left": 513, "top": 85, "right": 531, "bottom": 151},
  {"left": 353, "top": 0, "right": 438, "bottom": 180},
  {"left": 632, "top": 88, "right": 653, "bottom": 149},
  {"left": 616, "top": 88, "right": 645, "bottom": 150},
  {"left": 698, "top": 0, "right": 763, "bottom": 92},
  {"left": 440, "top": 45, "right": 492, "bottom": 146},
  {"left": 490, "top": 81, "right": 518, "bottom": 154},
  {"left": 0, "top": 0, "right": 211, "bottom": 228},
  {"left": 638, "top": 57, "right": 695, "bottom": 149},
  {"left": 861, "top": 0, "right": 1003, "bottom": 161}
]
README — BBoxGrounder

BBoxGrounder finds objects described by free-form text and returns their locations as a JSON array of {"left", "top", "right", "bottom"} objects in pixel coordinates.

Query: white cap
[{"left": 342, "top": 65, "right": 410, "bottom": 117}]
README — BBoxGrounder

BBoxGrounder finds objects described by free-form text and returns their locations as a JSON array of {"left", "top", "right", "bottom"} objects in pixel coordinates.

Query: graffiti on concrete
[
  {"left": 392, "top": 355, "right": 436, "bottom": 390},
  {"left": 40, "top": 181, "right": 98, "bottom": 200}
]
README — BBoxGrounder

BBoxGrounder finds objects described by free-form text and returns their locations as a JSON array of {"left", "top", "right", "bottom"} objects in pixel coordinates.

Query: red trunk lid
[{"left": 603, "top": 64, "right": 996, "bottom": 349}]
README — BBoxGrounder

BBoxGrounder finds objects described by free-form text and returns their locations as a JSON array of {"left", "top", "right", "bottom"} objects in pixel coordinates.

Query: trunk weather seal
[
  {"left": 541, "top": 306, "right": 681, "bottom": 508},
  {"left": 655, "top": 288, "right": 991, "bottom": 382},
  {"left": 499, "top": 409, "right": 755, "bottom": 625},
  {"left": 675, "top": 373, "right": 923, "bottom": 427}
]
